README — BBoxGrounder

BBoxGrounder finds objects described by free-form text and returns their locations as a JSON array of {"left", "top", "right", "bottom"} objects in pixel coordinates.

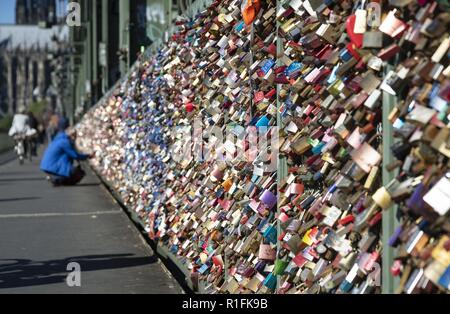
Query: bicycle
[{"left": 13, "top": 133, "right": 33, "bottom": 165}]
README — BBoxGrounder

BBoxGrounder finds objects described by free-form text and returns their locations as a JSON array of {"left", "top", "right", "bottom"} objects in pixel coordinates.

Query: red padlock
[
  {"left": 391, "top": 260, "right": 403, "bottom": 277},
  {"left": 185, "top": 102, "right": 195, "bottom": 112}
]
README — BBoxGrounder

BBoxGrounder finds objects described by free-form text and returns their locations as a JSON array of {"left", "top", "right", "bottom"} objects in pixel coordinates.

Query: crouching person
[{"left": 40, "top": 118, "right": 92, "bottom": 186}]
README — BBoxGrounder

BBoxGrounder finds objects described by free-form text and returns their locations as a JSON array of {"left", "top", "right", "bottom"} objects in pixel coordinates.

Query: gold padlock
[{"left": 372, "top": 187, "right": 393, "bottom": 210}]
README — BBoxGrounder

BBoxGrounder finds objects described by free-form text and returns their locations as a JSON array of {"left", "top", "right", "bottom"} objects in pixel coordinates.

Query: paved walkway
[{"left": 0, "top": 150, "right": 181, "bottom": 294}]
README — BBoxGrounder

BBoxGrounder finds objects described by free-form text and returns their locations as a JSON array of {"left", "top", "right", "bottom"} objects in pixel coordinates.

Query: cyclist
[
  {"left": 8, "top": 106, "right": 37, "bottom": 160},
  {"left": 8, "top": 106, "right": 35, "bottom": 138}
]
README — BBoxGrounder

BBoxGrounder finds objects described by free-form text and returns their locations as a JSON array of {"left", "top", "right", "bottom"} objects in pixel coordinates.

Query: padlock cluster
[
  {"left": 275, "top": 0, "right": 449, "bottom": 294},
  {"left": 76, "top": 0, "right": 450, "bottom": 294},
  {"left": 78, "top": 0, "right": 281, "bottom": 294}
]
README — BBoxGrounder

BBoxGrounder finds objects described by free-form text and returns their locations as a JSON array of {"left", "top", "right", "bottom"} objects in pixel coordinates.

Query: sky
[
  {"left": 0, "top": 0, "right": 69, "bottom": 24},
  {"left": 0, "top": 0, "right": 15, "bottom": 24}
]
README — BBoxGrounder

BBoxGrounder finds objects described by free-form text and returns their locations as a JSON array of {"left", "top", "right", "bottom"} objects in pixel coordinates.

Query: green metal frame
[
  {"left": 276, "top": 0, "right": 288, "bottom": 292},
  {"left": 381, "top": 65, "right": 400, "bottom": 294}
]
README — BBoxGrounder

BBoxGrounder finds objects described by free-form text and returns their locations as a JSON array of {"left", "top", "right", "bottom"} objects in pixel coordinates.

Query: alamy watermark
[
  {"left": 66, "top": 2, "right": 81, "bottom": 27},
  {"left": 66, "top": 262, "right": 81, "bottom": 287}
]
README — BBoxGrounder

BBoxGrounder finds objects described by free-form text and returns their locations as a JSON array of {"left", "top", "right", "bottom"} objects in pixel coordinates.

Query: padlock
[
  {"left": 372, "top": 186, "right": 393, "bottom": 210},
  {"left": 354, "top": 0, "right": 368, "bottom": 34}
]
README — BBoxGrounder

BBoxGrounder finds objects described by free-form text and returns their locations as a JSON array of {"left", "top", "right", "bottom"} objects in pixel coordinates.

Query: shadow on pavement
[
  {"left": 0, "top": 177, "right": 46, "bottom": 183},
  {"left": 0, "top": 152, "right": 17, "bottom": 166},
  {"left": 0, "top": 197, "right": 41, "bottom": 203},
  {"left": 0, "top": 254, "right": 158, "bottom": 290}
]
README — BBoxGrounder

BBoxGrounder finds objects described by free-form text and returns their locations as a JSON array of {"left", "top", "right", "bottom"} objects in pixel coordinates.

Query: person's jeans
[{"left": 49, "top": 166, "right": 86, "bottom": 186}]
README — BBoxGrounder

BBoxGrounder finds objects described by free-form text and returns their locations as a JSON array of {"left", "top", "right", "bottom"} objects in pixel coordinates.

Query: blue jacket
[{"left": 40, "top": 132, "right": 89, "bottom": 178}]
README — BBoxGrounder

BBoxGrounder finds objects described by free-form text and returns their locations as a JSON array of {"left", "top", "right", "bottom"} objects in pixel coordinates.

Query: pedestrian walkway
[{"left": 0, "top": 151, "right": 181, "bottom": 294}]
